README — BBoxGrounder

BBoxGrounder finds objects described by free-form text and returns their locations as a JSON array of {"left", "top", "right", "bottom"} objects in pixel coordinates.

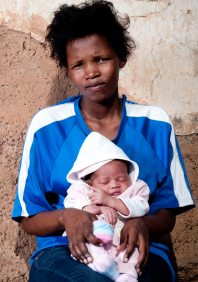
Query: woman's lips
[{"left": 85, "top": 82, "right": 105, "bottom": 91}]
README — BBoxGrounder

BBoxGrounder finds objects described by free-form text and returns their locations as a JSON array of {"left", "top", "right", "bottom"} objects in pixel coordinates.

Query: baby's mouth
[{"left": 111, "top": 191, "right": 121, "bottom": 197}]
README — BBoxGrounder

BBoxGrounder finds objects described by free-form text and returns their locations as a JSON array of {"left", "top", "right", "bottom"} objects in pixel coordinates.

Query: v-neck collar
[{"left": 74, "top": 94, "right": 127, "bottom": 144}]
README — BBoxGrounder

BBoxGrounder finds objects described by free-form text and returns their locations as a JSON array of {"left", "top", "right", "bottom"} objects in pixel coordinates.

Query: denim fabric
[
  {"left": 29, "top": 246, "right": 173, "bottom": 282},
  {"left": 29, "top": 246, "right": 111, "bottom": 282},
  {"left": 139, "top": 253, "right": 173, "bottom": 282}
]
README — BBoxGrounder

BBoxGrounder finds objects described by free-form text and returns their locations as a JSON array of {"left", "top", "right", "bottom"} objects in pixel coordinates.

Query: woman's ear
[
  {"left": 119, "top": 58, "right": 126, "bottom": 68},
  {"left": 87, "top": 179, "right": 93, "bottom": 186}
]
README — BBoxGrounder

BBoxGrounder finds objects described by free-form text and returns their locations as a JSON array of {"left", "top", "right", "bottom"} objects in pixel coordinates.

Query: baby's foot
[
  {"left": 93, "top": 253, "right": 118, "bottom": 280},
  {"left": 115, "top": 273, "right": 137, "bottom": 282}
]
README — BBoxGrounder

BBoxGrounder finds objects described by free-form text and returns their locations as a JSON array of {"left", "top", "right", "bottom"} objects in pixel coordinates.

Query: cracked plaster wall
[
  {"left": 0, "top": 1, "right": 198, "bottom": 282},
  {"left": 0, "top": 0, "right": 198, "bottom": 134}
]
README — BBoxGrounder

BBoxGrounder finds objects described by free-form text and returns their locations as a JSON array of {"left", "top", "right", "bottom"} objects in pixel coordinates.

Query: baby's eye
[
  {"left": 98, "top": 180, "right": 109, "bottom": 185},
  {"left": 118, "top": 177, "right": 128, "bottom": 182}
]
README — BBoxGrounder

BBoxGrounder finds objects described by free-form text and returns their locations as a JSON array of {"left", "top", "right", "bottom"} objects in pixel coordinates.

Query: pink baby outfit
[
  {"left": 64, "top": 180, "right": 149, "bottom": 280},
  {"left": 64, "top": 132, "right": 150, "bottom": 281}
]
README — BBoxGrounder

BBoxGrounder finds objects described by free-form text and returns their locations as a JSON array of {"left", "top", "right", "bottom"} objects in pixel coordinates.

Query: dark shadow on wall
[
  {"left": 14, "top": 225, "right": 37, "bottom": 272},
  {"left": 46, "top": 69, "right": 79, "bottom": 106},
  {"left": 14, "top": 71, "right": 79, "bottom": 272}
]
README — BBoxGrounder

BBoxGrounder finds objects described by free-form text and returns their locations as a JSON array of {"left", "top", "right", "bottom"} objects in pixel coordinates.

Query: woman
[{"left": 12, "top": 1, "right": 195, "bottom": 281}]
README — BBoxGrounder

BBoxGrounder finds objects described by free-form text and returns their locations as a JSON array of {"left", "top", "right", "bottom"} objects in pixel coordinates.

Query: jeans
[{"left": 29, "top": 246, "right": 173, "bottom": 282}]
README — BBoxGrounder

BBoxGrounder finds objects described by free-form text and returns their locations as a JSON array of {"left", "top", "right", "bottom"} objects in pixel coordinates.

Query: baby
[{"left": 64, "top": 132, "right": 150, "bottom": 282}]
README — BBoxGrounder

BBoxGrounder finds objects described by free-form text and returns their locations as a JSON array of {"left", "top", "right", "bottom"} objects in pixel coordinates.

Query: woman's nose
[{"left": 85, "top": 63, "right": 100, "bottom": 79}]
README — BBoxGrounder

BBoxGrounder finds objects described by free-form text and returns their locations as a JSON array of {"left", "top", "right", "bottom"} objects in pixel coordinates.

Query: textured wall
[
  {"left": 0, "top": 0, "right": 198, "bottom": 281},
  {"left": 0, "top": 0, "right": 198, "bottom": 134}
]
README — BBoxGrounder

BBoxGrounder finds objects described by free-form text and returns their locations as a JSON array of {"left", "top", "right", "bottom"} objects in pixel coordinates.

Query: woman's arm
[
  {"left": 117, "top": 209, "right": 176, "bottom": 275},
  {"left": 21, "top": 208, "right": 102, "bottom": 264},
  {"left": 21, "top": 209, "right": 72, "bottom": 236}
]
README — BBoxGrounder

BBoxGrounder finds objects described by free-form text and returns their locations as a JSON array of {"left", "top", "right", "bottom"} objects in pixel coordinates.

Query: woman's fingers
[
  {"left": 118, "top": 222, "right": 137, "bottom": 262},
  {"left": 68, "top": 228, "right": 91, "bottom": 263},
  {"left": 63, "top": 209, "right": 100, "bottom": 263},
  {"left": 85, "top": 214, "right": 104, "bottom": 247},
  {"left": 116, "top": 239, "right": 127, "bottom": 253},
  {"left": 123, "top": 236, "right": 136, "bottom": 263},
  {"left": 118, "top": 217, "right": 150, "bottom": 271},
  {"left": 135, "top": 233, "right": 150, "bottom": 274},
  {"left": 69, "top": 236, "right": 87, "bottom": 263},
  {"left": 69, "top": 228, "right": 101, "bottom": 264}
]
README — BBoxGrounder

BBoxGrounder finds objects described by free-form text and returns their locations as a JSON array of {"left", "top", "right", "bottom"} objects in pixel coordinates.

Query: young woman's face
[
  {"left": 66, "top": 34, "right": 126, "bottom": 104},
  {"left": 88, "top": 160, "right": 132, "bottom": 197}
]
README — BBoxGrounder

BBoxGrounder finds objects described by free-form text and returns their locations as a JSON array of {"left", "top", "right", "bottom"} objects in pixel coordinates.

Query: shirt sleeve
[
  {"left": 148, "top": 110, "right": 195, "bottom": 215},
  {"left": 64, "top": 183, "right": 92, "bottom": 210},
  {"left": 11, "top": 119, "right": 54, "bottom": 222},
  {"left": 117, "top": 181, "right": 150, "bottom": 218}
]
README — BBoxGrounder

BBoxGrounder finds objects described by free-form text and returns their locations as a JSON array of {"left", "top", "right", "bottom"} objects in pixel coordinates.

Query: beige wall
[
  {"left": 0, "top": 0, "right": 198, "bottom": 135},
  {"left": 0, "top": 1, "right": 198, "bottom": 281}
]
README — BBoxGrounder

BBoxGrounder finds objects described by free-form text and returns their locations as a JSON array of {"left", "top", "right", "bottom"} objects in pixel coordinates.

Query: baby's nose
[{"left": 111, "top": 182, "right": 120, "bottom": 189}]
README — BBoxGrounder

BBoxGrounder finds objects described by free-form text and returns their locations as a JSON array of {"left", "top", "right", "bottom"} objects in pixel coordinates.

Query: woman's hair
[{"left": 45, "top": 0, "right": 136, "bottom": 69}]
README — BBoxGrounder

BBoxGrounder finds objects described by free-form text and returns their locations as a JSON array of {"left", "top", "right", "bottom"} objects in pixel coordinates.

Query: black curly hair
[{"left": 45, "top": 0, "right": 136, "bottom": 69}]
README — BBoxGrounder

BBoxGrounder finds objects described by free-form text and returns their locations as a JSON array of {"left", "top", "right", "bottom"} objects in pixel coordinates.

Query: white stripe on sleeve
[
  {"left": 125, "top": 102, "right": 194, "bottom": 207},
  {"left": 18, "top": 103, "right": 75, "bottom": 217}
]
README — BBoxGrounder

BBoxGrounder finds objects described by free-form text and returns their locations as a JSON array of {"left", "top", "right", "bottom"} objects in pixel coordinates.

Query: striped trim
[
  {"left": 125, "top": 102, "right": 194, "bottom": 207},
  {"left": 18, "top": 103, "right": 76, "bottom": 216}
]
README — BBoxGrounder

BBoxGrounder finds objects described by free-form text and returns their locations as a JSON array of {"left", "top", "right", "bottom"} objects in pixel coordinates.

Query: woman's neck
[
  {"left": 80, "top": 93, "right": 123, "bottom": 140},
  {"left": 80, "top": 93, "right": 122, "bottom": 120}
]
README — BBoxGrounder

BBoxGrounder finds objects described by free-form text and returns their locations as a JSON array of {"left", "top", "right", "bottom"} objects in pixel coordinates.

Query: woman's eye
[
  {"left": 97, "top": 58, "right": 107, "bottom": 63},
  {"left": 72, "top": 63, "right": 82, "bottom": 69}
]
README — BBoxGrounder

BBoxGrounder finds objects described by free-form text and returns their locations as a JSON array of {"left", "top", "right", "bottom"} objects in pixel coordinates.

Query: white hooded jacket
[{"left": 64, "top": 132, "right": 149, "bottom": 221}]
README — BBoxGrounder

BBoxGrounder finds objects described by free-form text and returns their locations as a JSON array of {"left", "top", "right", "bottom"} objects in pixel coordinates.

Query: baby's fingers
[
  {"left": 90, "top": 186, "right": 100, "bottom": 193},
  {"left": 104, "top": 212, "right": 111, "bottom": 224},
  {"left": 111, "top": 213, "right": 117, "bottom": 227}
]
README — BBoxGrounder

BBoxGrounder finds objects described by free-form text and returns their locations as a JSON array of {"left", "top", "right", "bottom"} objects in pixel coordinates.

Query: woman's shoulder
[
  {"left": 125, "top": 99, "right": 172, "bottom": 125},
  {"left": 28, "top": 95, "right": 81, "bottom": 132}
]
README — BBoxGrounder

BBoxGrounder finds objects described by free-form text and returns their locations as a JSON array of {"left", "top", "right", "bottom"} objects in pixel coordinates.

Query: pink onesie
[{"left": 64, "top": 179, "right": 149, "bottom": 281}]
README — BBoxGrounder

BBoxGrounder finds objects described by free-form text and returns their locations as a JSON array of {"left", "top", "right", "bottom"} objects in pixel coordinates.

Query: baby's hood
[{"left": 67, "top": 132, "right": 139, "bottom": 185}]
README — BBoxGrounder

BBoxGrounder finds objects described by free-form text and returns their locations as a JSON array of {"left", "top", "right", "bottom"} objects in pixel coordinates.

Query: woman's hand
[
  {"left": 100, "top": 206, "right": 118, "bottom": 226},
  {"left": 116, "top": 217, "right": 150, "bottom": 276},
  {"left": 21, "top": 208, "right": 103, "bottom": 264},
  {"left": 116, "top": 209, "right": 176, "bottom": 276},
  {"left": 59, "top": 208, "right": 102, "bottom": 264}
]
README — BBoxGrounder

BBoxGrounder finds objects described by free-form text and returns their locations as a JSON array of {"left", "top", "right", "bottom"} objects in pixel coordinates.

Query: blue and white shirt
[{"left": 12, "top": 94, "right": 195, "bottom": 277}]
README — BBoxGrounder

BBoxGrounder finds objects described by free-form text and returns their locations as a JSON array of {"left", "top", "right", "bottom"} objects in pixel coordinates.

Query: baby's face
[{"left": 90, "top": 160, "right": 132, "bottom": 197}]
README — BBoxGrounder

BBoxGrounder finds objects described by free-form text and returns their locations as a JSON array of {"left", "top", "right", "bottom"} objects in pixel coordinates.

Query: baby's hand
[
  {"left": 101, "top": 206, "right": 118, "bottom": 227},
  {"left": 89, "top": 186, "right": 110, "bottom": 206}
]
